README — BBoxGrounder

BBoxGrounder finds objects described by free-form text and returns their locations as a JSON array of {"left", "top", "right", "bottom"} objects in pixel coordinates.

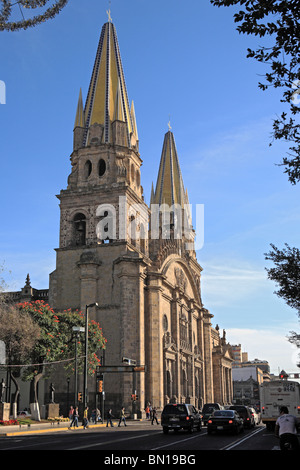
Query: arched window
[
  {"left": 131, "top": 163, "right": 135, "bottom": 183},
  {"left": 73, "top": 213, "right": 86, "bottom": 246},
  {"left": 84, "top": 160, "right": 92, "bottom": 179},
  {"left": 95, "top": 206, "right": 117, "bottom": 242},
  {"left": 181, "top": 368, "right": 188, "bottom": 398},
  {"left": 136, "top": 169, "right": 140, "bottom": 187},
  {"left": 163, "top": 314, "right": 168, "bottom": 332},
  {"left": 98, "top": 159, "right": 106, "bottom": 177}
]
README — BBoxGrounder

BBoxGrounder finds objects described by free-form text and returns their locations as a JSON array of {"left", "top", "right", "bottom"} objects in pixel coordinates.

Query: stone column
[
  {"left": 202, "top": 309, "right": 214, "bottom": 403},
  {"left": 145, "top": 272, "right": 164, "bottom": 410},
  {"left": 171, "top": 291, "right": 181, "bottom": 402}
]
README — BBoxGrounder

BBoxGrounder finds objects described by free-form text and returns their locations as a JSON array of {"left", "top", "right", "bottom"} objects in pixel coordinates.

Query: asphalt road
[{"left": 0, "top": 421, "right": 293, "bottom": 459}]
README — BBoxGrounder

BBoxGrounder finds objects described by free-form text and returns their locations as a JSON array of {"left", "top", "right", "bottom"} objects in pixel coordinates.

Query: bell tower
[{"left": 49, "top": 16, "right": 149, "bottom": 413}]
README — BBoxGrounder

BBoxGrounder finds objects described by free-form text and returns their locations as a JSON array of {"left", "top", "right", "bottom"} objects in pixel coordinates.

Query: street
[{"left": 0, "top": 420, "right": 296, "bottom": 458}]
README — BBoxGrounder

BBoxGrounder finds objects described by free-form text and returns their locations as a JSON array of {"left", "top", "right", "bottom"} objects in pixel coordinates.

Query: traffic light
[
  {"left": 131, "top": 394, "right": 138, "bottom": 401},
  {"left": 78, "top": 392, "right": 82, "bottom": 402},
  {"left": 98, "top": 380, "right": 103, "bottom": 393}
]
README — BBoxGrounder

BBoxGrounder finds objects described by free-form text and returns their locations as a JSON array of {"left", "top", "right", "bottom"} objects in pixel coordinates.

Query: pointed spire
[
  {"left": 130, "top": 100, "right": 138, "bottom": 141},
  {"left": 150, "top": 182, "right": 155, "bottom": 205},
  {"left": 152, "top": 128, "right": 188, "bottom": 208},
  {"left": 74, "top": 88, "right": 85, "bottom": 129},
  {"left": 113, "top": 79, "right": 125, "bottom": 122},
  {"left": 25, "top": 273, "right": 31, "bottom": 287},
  {"left": 83, "top": 20, "right": 134, "bottom": 147}
]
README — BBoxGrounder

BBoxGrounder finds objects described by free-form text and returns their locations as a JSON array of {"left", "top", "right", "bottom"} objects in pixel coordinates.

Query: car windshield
[
  {"left": 202, "top": 406, "right": 216, "bottom": 413},
  {"left": 163, "top": 405, "right": 187, "bottom": 415},
  {"left": 213, "top": 410, "right": 234, "bottom": 417},
  {"left": 230, "top": 407, "right": 247, "bottom": 416}
]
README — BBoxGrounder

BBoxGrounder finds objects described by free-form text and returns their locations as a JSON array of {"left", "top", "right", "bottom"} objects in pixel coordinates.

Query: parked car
[
  {"left": 207, "top": 409, "right": 244, "bottom": 435},
  {"left": 229, "top": 405, "right": 255, "bottom": 429},
  {"left": 17, "top": 410, "right": 31, "bottom": 417},
  {"left": 201, "top": 403, "right": 224, "bottom": 425},
  {"left": 161, "top": 404, "right": 202, "bottom": 434},
  {"left": 249, "top": 407, "right": 261, "bottom": 425}
]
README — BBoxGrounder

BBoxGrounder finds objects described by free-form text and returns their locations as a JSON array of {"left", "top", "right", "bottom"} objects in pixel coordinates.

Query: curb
[{"left": 0, "top": 419, "right": 144, "bottom": 437}]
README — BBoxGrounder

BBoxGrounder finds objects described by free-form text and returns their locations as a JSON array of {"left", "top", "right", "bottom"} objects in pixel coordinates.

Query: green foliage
[
  {"left": 0, "top": 0, "right": 69, "bottom": 31},
  {"left": 210, "top": 0, "right": 300, "bottom": 184},
  {"left": 265, "top": 243, "right": 300, "bottom": 313},
  {"left": 16, "top": 300, "right": 106, "bottom": 381}
]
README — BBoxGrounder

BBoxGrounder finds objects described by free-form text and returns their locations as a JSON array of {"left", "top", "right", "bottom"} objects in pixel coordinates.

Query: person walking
[
  {"left": 95, "top": 408, "right": 101, "bottom": 423},
  {"left": 151, "top": 407, "right": 159, "bottom": 425},
  {"left": 83, "top": 406, "right": 89, "bottom": 429},
  {"left": 68, "top": 406, "right": 74, "bottom": 426},
  {"left": 106, "top": 408, "right": 114, "bottom": 427},
  {"left": 275, "top": 406, "right": 300, "bottom": 450},
  {"left": 69, "top": 406, "right": 79, "bottom": 428},
  {"left": 118, "top": 407, "right": 127, "bottom": 426}
]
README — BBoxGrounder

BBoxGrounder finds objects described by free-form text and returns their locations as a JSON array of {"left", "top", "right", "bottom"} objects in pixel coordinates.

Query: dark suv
[
  {"left": 201, "top": 403, "right": 224, "bottom": 425},
  {"left": 161, "top": 404, "right": 202, "bottom": 434},
  {"left": 229, "top": 405, "right": 255, "bottom": 429}
]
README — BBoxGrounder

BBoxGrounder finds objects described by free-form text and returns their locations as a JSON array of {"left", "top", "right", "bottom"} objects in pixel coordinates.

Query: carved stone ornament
[{"left": 174, "top": 267, "right": 187, "bottom": 292}]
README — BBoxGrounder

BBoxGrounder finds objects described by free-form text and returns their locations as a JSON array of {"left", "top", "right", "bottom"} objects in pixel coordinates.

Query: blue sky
[{"left": 1, "top": 0, "right": 299, "bottom": 375}]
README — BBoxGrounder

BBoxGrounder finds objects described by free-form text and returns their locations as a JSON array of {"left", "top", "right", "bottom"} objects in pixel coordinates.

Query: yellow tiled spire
[
  {"left": 82, "top": 20, "right": 135, "bottom": 147},
  {"left": 152, "top": 129, "right": 188, "bottom": 208}
]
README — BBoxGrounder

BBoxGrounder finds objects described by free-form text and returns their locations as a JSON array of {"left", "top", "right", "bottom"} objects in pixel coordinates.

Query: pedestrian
[
  {"left": 145, "top": 404, "right": 150, "bottom": 420},
  {"left": 106, "top": 408, "right": 114, "bottom": 427},
  {"left": 69, "top": 406, "right": 79, "bottom": 428},
  {"left": 151, "top": 407, "right": 159, "bottom": 425},
  {"left": 96, "top": 407, "right": 102, "bottom": 423},
  {"left": 83, "top": 406, "right": 89, "bottom": 429},
  {"left": 118, "top": 407, "right": 127, "bottom": 426},
  {"left": 68, "top": 405, "right": 74, "bottom": 426},
  {"left": 275, "top": 406, "right": 300, "bottom": 450}
]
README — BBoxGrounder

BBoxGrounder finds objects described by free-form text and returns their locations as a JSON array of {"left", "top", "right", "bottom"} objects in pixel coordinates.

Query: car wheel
[{"left": 163, "top": 427, "right": 169, "bottom": 434}]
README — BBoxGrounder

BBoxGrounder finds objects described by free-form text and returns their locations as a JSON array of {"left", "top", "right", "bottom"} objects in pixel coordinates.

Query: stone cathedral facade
[{"left": 48, "top": 17, "right": 233, "bottom": 414}]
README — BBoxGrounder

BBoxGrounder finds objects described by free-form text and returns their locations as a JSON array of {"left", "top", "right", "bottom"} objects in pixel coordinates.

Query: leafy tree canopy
[
  {"left": 0, "top": 0, "right": 69, "bottom": 31},
  {"left": 16, "top": 300, "right": 106, "bottom": 381},
  {"left": 265, "top": 243, "right": 300, "bottom": 313},
  {"left": 211, "top": 0, "right": 300, "bottom": 184}
]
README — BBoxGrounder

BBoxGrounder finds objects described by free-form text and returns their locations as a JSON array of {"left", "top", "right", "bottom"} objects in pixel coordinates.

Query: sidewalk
[{"left": 0, "top": 419, "right": 145, "bottom": 437}]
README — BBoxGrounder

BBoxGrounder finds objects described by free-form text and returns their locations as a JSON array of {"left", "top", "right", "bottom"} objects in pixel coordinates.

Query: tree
[
  {"left": 0, "top": 0, "right": 69, "bottom": 31},
  {"left": 211, "top": 1, "right": 300, "bottom": 366},
  {"left": 16, "top": 300, "right": 106, "bottom": 413},
  {"left": 265, "top": 244, "right": 300, "bottom": 363},
  {"left": 0, "top": 303, "right": 40, "bottom": 416},
  {"left": 210, "top": 0, "right": 300, "bottom": 184},
  {"left": 265, "top": 243, "right": 300, "bottom": 312}
]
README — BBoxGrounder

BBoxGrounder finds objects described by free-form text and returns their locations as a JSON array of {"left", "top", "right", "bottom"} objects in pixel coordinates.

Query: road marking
[
  {"left": 67, "top": 431, "right": 161, "bottom": 450},
  {"left": 221, "top": 427, "right": 264, "bottom": 450},
  {"left": 151, "top": 432, "right": 207, "bottom": 450}
]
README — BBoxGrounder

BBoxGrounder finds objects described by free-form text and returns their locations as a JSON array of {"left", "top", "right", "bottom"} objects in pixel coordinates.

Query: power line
[{"left": 0, "top": 355, "right": 86, "bottom": 369}]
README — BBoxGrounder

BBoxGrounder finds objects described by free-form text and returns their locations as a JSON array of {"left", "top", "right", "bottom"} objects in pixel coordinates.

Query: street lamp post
[
  {"left": 72, "top": 326, "right": 84, "bottom": 406},
  {"left": 83, "top": 303, "right": 98, "bottom": 408}
]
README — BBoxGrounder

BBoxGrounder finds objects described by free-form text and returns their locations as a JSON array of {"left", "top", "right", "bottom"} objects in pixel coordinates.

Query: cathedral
[{"left": 45, "top": 15, "right": 233, "bottom": 415}]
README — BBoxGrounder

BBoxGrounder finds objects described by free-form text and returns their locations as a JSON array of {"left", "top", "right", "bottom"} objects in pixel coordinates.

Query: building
[
  {"left": 3, "top": 14, "right": 234, "bottom": 415},
  {"left": 5, "top": 274, "right": 49, "bottom": 304},
  {"left": 232, "top": 367, "right": 264, "bottom": 407}
]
